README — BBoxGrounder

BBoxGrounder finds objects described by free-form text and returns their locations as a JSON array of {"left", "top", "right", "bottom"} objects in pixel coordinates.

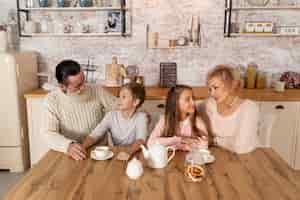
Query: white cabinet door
[
  {"left": 26, "top": 97, "right": 49, "bottom": 166},
  {"left": 294, "top": 115, "right": 300, "bottom": 170},
  {"left": 259, "top": 102, "right": 299, "bottom": 167}
]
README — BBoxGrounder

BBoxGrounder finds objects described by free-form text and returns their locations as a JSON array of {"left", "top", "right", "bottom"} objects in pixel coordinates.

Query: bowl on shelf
[{"left": 39, "top": 0, "right": 49, "bottom": 7}]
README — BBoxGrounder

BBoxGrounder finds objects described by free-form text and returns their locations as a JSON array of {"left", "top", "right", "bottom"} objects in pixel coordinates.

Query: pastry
[{"left": 116, "top": 151, "right": 130, "bottom": 161}]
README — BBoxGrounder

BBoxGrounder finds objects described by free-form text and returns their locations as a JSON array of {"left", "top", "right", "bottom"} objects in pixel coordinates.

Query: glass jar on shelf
[{"left": 40, "top": 15, "right": 53, "bottom": 33}]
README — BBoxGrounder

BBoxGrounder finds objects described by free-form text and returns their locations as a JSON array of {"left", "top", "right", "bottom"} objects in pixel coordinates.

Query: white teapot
[
  {"left": 126, "top": 157, "right": 143, "bottom": 180},
  {"left": 140, "top": 142, "right": 176, "bottom": 169}
]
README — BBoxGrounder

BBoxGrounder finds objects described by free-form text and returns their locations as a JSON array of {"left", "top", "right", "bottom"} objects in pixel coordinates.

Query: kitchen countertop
[
  {"left": 4, "top": 147, "right": 300, "bottom": 200},
  {"left": 24, "top": 86, "right": 300, "bottom": 101}
]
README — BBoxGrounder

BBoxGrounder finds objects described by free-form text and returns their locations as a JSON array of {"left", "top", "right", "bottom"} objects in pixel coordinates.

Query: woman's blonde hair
[{"left": 207, "top": 65, "right": 241, "bottom": 93}]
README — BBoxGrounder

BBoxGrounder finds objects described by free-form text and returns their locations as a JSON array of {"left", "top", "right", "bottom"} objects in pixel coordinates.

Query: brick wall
[{"left": 2, "top": 0, "right": 300, "bottom": 85}]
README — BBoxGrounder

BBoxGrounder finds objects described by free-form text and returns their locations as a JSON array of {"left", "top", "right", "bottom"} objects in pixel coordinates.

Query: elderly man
[{"left": 43, "top": 60, "right": 117, "bottom": 160}]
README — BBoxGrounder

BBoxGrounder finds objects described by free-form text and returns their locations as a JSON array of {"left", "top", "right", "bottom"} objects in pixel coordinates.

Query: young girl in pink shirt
[{"left": 147, "top": 85, "right": 209, "bottom": 151}]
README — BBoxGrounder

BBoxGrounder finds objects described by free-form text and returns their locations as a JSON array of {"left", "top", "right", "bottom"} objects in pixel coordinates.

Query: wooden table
[{"left": 4, "top": 147, "right": 300, "bottom": 200}]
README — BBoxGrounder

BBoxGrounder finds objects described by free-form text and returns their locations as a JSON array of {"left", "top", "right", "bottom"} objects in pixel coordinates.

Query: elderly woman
[{"left": 200, "top": 65, "right": 259, "bottom": 154}]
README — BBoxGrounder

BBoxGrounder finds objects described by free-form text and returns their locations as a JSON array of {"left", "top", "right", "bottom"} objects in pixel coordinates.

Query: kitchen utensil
[
  {"left": 39, "top": 0, "right": 49, "bottom": 7},
  {"left": 140, "top": 142, "right": 175, "bottom": 169},
  {"left": 126, "top": 157, "right": 143, "bottom": 180},
  {"left": 105, "top": 56, "right": 126, "bottom": 87},
  {"left": 79, "top": 0, "right": 91, "bottom": 7},
  {"left": 184, "top": 153, "right": 205, "bottom": 182},
  {"left": 93, "top": 146, "right": 110, "bottom": 158},
  {"left": 91, "top": 150, "right": 114, "bottom": 160},
  {"left": 57, "top": 0, "right": 65, "bottom": 7},
  {"left": 26, "top": 0, "right": 36, "bottom": 8}
]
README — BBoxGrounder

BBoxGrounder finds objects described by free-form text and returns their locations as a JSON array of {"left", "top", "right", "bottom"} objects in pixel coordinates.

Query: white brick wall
[{"left": 2, "top": 0, "right": 300, "bottom": 86}]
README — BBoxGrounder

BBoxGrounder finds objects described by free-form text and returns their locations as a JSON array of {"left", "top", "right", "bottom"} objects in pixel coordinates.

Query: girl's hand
[
  {"left": 130, "top": 139, "right": 145, "bottom": 154},
  {"left": 173, "top": 136, "right": 182, "bottom": 144},
  {"left": 176, "top": 143, "right": 192, "bottom": 151},
  {"left": 181, "top": 136, "right": 200, "bottom": 145}
]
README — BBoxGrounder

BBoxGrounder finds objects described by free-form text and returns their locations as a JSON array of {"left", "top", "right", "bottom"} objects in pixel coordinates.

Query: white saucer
[
  {"left": 91, "top": 151, "right": 114, "bottom": 161},
  {"left": 194, "top": 149, "right": 216, "bottom": 164},
  {"left": 203, "top": 154, "right": 215, "bottom": 164}
]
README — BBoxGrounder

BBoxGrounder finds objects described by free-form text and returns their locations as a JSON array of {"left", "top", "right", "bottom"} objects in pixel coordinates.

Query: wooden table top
[
  {"left": 4, "top": 147, "right": 300, "bottom": 200},
  {"left": 24, "top": 87, "right": 300, "bottom": 101}
]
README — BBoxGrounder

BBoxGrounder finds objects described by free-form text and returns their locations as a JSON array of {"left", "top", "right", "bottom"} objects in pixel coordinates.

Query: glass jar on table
[{"left": 184, "top": 151, "right": 206, "bottom": 182}]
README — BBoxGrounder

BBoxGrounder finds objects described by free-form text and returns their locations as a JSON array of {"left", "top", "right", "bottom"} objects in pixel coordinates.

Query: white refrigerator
[{"left": 0, "top": 51, "right": 38, "bottom": 172}]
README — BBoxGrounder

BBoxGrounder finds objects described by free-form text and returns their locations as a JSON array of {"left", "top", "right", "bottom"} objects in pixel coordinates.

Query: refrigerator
[{"left": 0, "top": 51, "right": 38, "bottom": 172}]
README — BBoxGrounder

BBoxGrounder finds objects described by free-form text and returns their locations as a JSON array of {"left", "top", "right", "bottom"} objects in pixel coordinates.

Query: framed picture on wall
[{"left": 105, "top": 11, "right": 122, "bottom": 32}]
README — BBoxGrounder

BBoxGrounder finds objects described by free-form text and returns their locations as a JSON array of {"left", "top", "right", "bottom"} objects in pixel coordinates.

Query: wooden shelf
[
  {"left": 20, "top": 7, "right": 128, "bottom": 11},
  {"left": 21, "top": 32, "right": 131, "bottom": 37},
  {"left": 226, "top": 6, "right": 300, "bottom": 11},
  {"left": 228, "top": 33, "right": 300, "bottom": 37},
  {"left": 148, "top": 46, "right": 199, "bottom": 49}
]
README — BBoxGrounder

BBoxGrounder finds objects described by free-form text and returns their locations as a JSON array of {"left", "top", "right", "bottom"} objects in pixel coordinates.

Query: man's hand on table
[{"left": 67, "top": 142, "right": 87, "bottom": 161}]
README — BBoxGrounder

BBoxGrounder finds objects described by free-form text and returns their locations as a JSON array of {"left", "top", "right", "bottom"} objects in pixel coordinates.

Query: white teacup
[{"left": 93, "top": 146, "right": 110, "bottom": 158}]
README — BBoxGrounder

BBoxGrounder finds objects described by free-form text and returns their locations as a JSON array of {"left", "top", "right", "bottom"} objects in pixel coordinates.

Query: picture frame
[{"left": 105, "top": 11, "right": 122, "bottom": 33}]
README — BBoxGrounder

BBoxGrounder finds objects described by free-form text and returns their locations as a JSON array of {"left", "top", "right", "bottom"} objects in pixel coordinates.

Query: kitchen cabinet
[
  {"left": 295, "top": 123, "right": 300, "bottom": 169},
  {"left": 25, "top": 96, "right": 49, "bottom": 166},
  {"left": 259, "top": 102, "right": 300, "bottom": 169}
]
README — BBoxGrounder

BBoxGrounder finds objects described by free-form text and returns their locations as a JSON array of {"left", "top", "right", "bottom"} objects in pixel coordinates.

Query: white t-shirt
[{"left": 205, "top": 98, "right": 260, "bottom": 154}]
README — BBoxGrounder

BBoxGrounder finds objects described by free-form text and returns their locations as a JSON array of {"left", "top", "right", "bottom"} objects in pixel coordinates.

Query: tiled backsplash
[{"left": 2, "top": 0, "right": 300, "bottom": 86}]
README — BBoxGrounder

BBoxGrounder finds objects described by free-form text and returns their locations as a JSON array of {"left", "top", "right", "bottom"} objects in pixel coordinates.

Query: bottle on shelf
[
  {"left": 246, "top": 63, "right": 258, "bottom": 89},
  {"left": 256, "top": 71, "right": 266, "bottom": 89}
]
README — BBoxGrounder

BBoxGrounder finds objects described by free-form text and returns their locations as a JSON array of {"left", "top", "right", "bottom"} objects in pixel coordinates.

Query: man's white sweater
[{"left": 43, "top": 85, "right": 117, "bottom": 153}]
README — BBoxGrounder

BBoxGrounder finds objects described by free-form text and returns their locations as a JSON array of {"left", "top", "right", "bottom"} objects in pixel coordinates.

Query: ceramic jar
[
  {"left": 57, "top": 0, "right": 65, "bottom": 7},
  {"left": 79, "top": 0, "right": 91, "bottom": 7},
  {"left": 39, "top": 0, "right": 49, "bottom": 7},
  {"left": 126, "top": 158, "right": 143, "bottom": 180}
]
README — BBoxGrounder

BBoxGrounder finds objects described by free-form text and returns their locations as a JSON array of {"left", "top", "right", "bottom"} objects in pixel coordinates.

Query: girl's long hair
[{"left": 162, "top": 85, "right": 208, "bottom": 139}]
